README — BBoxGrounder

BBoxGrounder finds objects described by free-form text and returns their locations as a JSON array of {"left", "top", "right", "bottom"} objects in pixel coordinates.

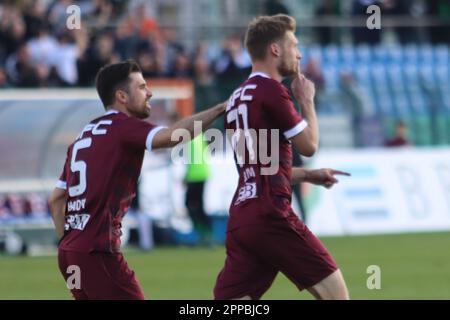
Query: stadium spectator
[
  {"left": 0, "top": 194, "right": 11, "bottom": 219},
  {"left": 339, "top": 71, "right": 371, "bottom": 147},
  {"left": 166, "top": 51, "right": 193, "bottom": 79},
  {"left": 160, "top": 27, "right": 186, "bottom": 74},
  {"left": 23, "top": 0, "right": 47, "bottom": 41},
  {"left": 25, "top": 193, "right": 49, "bottom": 218},
  {"left": 7, "top": 194, "right": 27, "bottom": 218},
  {"left": 5, "top": 43, "right": 47, "bottom": 87},
  {"left": 382, "top": 0, "right": 421, "bottom": 44},
  {"left": 135, "top": 48, "right": 161, "bottom": 78},
  {"left": 428, "top": 0, "right": 450, "bottom": 44},
  {"left": 0, "top": 68, "right": 8, "bottom": 88},
  {"left": 214, "top": 34, "right": 252, "bottom": 102},
  {"left": 77, "top": 32, "right": 119, "bottom": 86},
  {"left": 214, "top": 14, "right": 350, "bottom": 300},
  {"left": 49, "top": 60, "right": 226, "bottom": 300},
  {"left": 0, "top": 5, "right": 26, "bottom": 61},
  {"left": 264, "top": 0, "right": 290, "bottom": 15},
  {"left": 27, "top": 24, "right": 59, "bottom": 70},
  {"left": 384, "top": 121, "right": 410, "bottom": 147},
  {"left": 192, "top": 42, "right": 214, "bottom": 87},
  {"left": 303, "top": 58, "right": 326, "bottom": 91},
  {"left": 315, "top": 0, "right": 341, "bottom": 45}
]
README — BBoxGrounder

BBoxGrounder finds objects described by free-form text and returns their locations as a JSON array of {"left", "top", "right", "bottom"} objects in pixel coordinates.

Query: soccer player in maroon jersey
[
  {"left": 214, "top": 15, "right": 350, "bottom": 300},
  {"left": 48, "top": 60, "right": 225, "bottom": 299}
]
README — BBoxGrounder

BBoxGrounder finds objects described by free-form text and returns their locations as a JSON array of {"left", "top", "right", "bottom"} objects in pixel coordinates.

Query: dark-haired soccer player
[
  {"left": 214, "top": 15, "right": 350, "bottom": 300},
  {"left": 49, "top": 60, "right": 225, "bottom": 299}
]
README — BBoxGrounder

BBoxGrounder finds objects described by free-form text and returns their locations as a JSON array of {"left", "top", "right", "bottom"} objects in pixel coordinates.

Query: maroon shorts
[
  {"left": 214, "top": 214, "right": 338, "bottom": 300},
  {"left": 58, "top": 249, "right": 145, "bottom": 300}
]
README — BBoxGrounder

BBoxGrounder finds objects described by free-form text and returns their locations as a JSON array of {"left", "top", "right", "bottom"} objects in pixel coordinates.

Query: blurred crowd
[
  {"left": 1, "top": 0, "right": 448, "bottom": 89},
  {"left": 316, "top": 0, "right": 450, "bottom": 45},
  {"left": 0, "top": 193, "right": 50, "bottom": 220},
  {"left": 0, "top": 0, "right": 252, "bottom": 89}
]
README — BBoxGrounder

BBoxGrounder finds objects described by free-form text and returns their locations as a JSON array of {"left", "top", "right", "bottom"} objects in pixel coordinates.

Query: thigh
[
  {"left": 214, "top": 229, "right": 277, "bottom": 300},
  {"left": 237, "top": 217, "right": 338, "bottom": 291},
  {"left": 58, "top": 249, "right": 88, "bottom": 300},
  {"left": 58, "top": 250, "right": 145, "bottom": 300}
]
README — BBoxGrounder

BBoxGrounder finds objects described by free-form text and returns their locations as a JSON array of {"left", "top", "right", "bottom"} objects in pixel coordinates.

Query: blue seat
[
  {"left": 372, "top": 46, "right": 389, "bottom": 63},
  {"left": 340, "top": 45, "right": 355, "bottom": 65},
  {"left": 418, "top": 44, "right": 434, "bottom": 65},
  {"left": 403, "top": 44, "right": 419, "bottom": 65},
  {"left": 355, "top": 44, "right": 372, "bottom": 64},
  {"left": 322, "top": 44, "right": 340, "bottom": 65},
  {"left": 386, "top": 46, "right": 403, "bottom": 64},
  {"left": 434, "top": 45, "right": 449, "bottom": 66},
  {"left": 306, "top": 45, "right": 323, "bottom": 64}
]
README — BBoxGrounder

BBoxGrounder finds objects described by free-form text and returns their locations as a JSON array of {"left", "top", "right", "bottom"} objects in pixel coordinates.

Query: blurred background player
[
  {"left": 48, "top": 60, "right": 225, "bottom": 300},
  {"left": 214, "top": 14, "right": 350, "bottom": 300},
  {"left": 184, "top": 133, "right": 213, "bottom": 246}
]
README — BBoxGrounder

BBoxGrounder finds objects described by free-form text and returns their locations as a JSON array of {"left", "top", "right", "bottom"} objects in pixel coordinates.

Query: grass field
[{"left": 1, "top": 231, "right": 450, "bottom": 300}]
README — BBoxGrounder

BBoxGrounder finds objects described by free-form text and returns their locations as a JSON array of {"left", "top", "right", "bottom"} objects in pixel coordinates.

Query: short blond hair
[{"left": 245, "top": 14, "right": 296, "bottom": 61}]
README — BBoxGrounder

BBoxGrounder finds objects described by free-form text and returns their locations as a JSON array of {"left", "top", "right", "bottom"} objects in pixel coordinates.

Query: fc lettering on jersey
[{"left": 76, "top": 120, "right": 112, "bottom": 140}]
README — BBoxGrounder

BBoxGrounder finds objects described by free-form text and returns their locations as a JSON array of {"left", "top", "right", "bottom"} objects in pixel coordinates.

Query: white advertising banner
[
  {"left": 140, "top": 147, "right": 450, "bottom": 236},
  {"left": 305, "top": 148, "right": 450, "bottom": 236}
]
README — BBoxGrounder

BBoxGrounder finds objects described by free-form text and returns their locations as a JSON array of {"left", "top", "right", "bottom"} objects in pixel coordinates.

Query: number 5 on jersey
[{"left": 69, "top": 138, "right": 92, "bottom": 197}]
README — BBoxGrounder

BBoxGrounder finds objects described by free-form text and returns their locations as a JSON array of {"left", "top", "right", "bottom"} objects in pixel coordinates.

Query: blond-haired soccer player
[{"left": 214, "top": 15, "right": 350, "bottom": 300}]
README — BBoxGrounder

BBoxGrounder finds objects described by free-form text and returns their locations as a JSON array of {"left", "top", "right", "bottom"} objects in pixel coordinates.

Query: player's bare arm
[
  {"left": 291, "top": 167, "right": 351, "bottom": 188},
  {"left": 151, "top": 101, "right": 226, "bottom": 149},
  {"left": 48, "top": 188, "right": 68, "bottom": 239},
  {"left": 289, "top": 73, "right": 319, "bottom": 157}
]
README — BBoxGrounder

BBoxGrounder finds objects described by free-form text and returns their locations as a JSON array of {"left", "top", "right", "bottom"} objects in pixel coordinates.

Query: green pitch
[{"left": 1, "top": 231, "right": 450, "bottom": 299}]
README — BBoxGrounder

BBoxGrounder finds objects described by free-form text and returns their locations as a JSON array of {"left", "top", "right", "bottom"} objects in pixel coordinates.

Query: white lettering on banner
[
  {"left": 306, "top": 149, "right": 450, "bottom": 236},
  {"left": 436, "top": 163, "right": 450, "bottom": 213},
  {"left": 397, "top": 166, "right": 428, "bottom": 218},
  {"left": 65, "top": 214, "right": 90, "bottom": 231}
]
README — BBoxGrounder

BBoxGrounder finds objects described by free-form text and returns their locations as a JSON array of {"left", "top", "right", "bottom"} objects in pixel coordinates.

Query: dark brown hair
[
  {"left": 245, "top": 14, "right": 296, "bottom": 61},
  {"left": 95, "top": 60, "right": 141, "bottom": 108}
]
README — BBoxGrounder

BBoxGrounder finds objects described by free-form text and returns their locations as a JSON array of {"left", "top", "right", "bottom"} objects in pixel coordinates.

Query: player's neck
[
  {"left": 107, "top": 105, "right": 129, "bottom": 116},
  {"left": 251, "top": 63, "right": 282, "bottom": 82}
]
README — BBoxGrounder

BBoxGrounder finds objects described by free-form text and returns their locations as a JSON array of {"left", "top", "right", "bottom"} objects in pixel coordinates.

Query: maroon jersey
[
  {"left": 56, "top": 110, "right": 163, "bottom": 253},
  {"left": 225, "top": 72, "right": 307, "bottom": 231}
]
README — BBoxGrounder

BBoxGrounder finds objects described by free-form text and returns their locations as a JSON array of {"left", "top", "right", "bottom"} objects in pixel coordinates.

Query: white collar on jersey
[
  {"left": 105, "top": 109, "right": 119, "bottom": 115},
  {"left": 248, "top": 72, "right": 271, "bottom": 79}
]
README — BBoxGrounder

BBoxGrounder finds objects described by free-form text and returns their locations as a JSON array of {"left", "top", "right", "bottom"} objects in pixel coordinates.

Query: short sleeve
[
  {"left": 263, "top": 82, "right": 308, "bottom": 139},
  {"left": 56, "top": 149, "right": 69, "bottom": 190},
  {"left": 119, "top": 116, "right": 165, "bottom": 152}
]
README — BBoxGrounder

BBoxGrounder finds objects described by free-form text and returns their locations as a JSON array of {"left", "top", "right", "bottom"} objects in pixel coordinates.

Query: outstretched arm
[
  {"left": 291, "top": 168, "right": 351, "bottom": 188},
  {"left": 48, "top": 188, "right": 68, "bottom": 239},
  {"left": 151, "top": 102, "right": 226, "bottom": 149}
]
